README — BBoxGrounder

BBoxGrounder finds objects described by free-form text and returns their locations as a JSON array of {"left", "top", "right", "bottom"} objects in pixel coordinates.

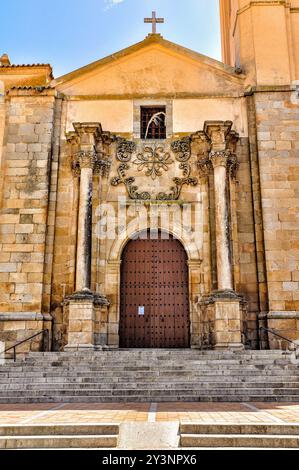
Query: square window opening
[{"left": 140, "top": 106, "right": 166, "bottom": 140}]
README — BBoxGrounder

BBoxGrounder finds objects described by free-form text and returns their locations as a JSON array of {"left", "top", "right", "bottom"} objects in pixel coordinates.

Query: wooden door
[{"left": 119, "top": 230, "right": 190, "bottom": 348}]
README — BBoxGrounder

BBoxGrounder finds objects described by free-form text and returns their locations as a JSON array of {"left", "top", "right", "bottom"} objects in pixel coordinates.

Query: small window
[{"left": 141, "top": 106, "right": 166, "bottom": 140}]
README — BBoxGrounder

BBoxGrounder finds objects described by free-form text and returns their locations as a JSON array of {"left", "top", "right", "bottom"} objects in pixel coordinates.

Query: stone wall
[
  {"left": 0, "top": 88, "right": 55, "bottom": 351},
  {"left": 254, "top": 89, "right": 299, "bottom": 346}
]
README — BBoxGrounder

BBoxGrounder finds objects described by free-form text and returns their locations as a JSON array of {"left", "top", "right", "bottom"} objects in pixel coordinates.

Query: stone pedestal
[
  {"left": 201, "top": 291, "right": 244, "bottom": 350},
  {"left": 213, "top": 297, "right": 243, "bottom": 350},
  {"left": 64, "top": 290, "right": 109, "bottom": 350}
]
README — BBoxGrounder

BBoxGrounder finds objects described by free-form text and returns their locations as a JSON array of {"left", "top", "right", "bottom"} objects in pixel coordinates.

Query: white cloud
[{"left": 104, "top": 0, "right": 125, "bottom": 10}]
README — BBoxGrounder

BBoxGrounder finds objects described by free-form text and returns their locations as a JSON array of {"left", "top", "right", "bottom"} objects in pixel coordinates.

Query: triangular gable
[{"left": 53, "top": 34, "right": 245, "bottom": 97}]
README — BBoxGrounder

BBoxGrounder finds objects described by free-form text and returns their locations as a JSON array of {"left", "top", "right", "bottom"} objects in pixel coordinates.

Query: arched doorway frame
[{"left": 105, "top": 222, "right": 203, "bottom": 348}]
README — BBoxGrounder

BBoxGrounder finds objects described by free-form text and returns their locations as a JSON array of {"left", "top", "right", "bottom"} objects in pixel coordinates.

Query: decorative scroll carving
[
  {"left": 156, "top": 162, "right": 198, "bottom": 201},
  {"left": 133, "top": 145, "right": 173, "bottom": 180},
  {"left": 111, "top": 138, "right": 151, "bottom": 199},
  {"left": 171, "top": 136, "right": 191, "bottom": 162},
  {"left": 111, "top": 163, "right": 151, "bottom": 200},
  {"left": 116, "top": 138, "right": 136, "bottom": 162},
  {"left": 111, "top": 136, "right": 198, "bottom": 201}
]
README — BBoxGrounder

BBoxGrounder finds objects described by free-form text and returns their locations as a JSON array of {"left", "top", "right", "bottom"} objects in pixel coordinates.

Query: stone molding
[
  {"left": 63, "top": 289, "right": 110, "bottom": 307},
  {"left": 0, "top": 313, "right": 52, "bottom": 321},
  {"left": 267, "top": 311, "right": 299, "bottom": 320},
  {"left": 200, "top": 289, "right": 246, "bottom": 305}
]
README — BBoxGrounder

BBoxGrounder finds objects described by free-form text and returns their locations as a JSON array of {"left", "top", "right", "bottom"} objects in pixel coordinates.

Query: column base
[
  {"left": 63, "top": 290, "right": 109, "bottom": 350},
  {"left": 202, "top": 290, "right": 246, "bottom": 350}
]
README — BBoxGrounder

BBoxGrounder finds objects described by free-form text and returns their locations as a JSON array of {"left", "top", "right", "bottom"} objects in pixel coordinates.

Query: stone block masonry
[
  {"left": 0, "top": 88, "right": 56, "bottom": 348},
  {"left": 254, "top": 89, "right": 299, "bottom": 345}
]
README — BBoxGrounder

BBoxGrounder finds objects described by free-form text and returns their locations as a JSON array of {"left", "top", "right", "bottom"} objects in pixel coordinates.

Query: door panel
[{"left": 119, "top": 231, "right": 190, "bottom": 348}]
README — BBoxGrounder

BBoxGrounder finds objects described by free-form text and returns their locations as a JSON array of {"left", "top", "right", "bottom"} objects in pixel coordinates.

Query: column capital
[
  {"left": 68, "top": 122, "right": 113, "bottom": 177},
  {"left": 204, "top": 120, "right": 233, "bottom": 151},
  {"left": 72, "top": 150, "right": 97, "bottom": 175},
  {"left": 209, "top": 149, "right": 231, "bottom": 169}
]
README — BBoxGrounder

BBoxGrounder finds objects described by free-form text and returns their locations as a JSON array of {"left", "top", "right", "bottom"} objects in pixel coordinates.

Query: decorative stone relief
[
  {"left": 111, "top": 138, "right": 151, "bottom": 200},
  {"left": 110, "top": 136, "right": 198, "bottom": 201},
  {"left": 156, "top": 162, "right": 198, "bottom": 201},
  {"left": 133, "top": 145, "right": 173, "bottom": 180}
]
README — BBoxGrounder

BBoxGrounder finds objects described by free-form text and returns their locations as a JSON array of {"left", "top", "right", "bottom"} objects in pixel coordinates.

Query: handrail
[
  {"left": 259, "top": 327, "right": 299, "bottom": 350},
  {"left": 3, "top": 329, "right": 49, "bottom": 362}
]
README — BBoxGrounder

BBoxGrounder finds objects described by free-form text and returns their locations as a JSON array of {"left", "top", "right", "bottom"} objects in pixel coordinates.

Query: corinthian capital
[
  {"left": 209, "top": 150, "right": 231, "bottom": 169},
  {"left": 72, "top": 150, "right": 98, "bottom": 175},
  {"left": 209, "top": 150, "right": 239, "bottom": 178}
]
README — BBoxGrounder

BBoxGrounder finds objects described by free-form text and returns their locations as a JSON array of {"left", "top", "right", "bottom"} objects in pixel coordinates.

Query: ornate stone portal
[{"left": 64, "top": 120, "right": 245, "bottom": 350}]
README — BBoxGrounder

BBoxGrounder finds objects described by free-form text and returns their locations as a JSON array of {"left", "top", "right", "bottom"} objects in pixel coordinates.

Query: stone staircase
[
  {"left": 180, "top": 423, "right": 299, "bottom": 448},
  {"left": 0, "top": 424, "right": 118, "bottom": 449},
  {"left": 0, "top": 349, "right": 299, "bottom": 403}
]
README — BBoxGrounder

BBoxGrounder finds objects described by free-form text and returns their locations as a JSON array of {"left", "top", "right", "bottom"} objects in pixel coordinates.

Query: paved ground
[{"left": 0, "top": 402, "right": 299, "bottom": 425}]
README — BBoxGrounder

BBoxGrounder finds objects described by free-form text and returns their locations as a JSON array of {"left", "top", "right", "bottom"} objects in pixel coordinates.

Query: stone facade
[{"left": 0, "top": 2, "right": 298, "bottom": 352}]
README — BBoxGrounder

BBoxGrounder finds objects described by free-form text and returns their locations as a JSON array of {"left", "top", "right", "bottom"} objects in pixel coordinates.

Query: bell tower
[{"left": 219, "top": 0, "right": 299, "bottom": 85}]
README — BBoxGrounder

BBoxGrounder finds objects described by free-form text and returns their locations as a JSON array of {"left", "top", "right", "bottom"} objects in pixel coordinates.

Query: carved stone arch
[
  {"left": 107, "top": 221, "right": 201, "bottom": 264},
  {"left": 105, "top": 220, "right": 203, "bottom": 348}
]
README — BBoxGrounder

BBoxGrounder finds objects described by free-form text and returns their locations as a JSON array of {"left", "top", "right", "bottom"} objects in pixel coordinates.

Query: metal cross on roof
[{"left": 144, "top": 11, "right": 164, "bottom": 34}]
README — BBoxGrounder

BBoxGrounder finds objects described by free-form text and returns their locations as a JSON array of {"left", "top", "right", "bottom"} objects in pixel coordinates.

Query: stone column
[
  {"left": 202, "top": 121, "right": 244, "bottom": 350},
  {"left": 75, "top": 150, "right": 95, "bottom": 293},
  {"left": 64, "top": 123, "right": 110, "bottom": 350},
  {"left": 210, "top": 150, "right": 233, "bottom": 292}
]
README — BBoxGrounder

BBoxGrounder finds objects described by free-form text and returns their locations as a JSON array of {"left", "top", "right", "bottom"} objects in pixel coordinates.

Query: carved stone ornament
[
  {"left": 111, "top": 137, "right": 198, "bottom": 201},
  {"left": 72, "top": 150, "right": 98, "bottom": 176},
  {"left": 156, "top": 162, "right": 198, "bottom": 201},
  {"left": 197, "top": 156, "right": 212, "bottom": 177},
  {"left": 171, "top": 136, "right": 191, "bottom": 162},
  {"left": 209, "top": 150, "right": 239, "bottom": 178},
  {"left": 116, "top": 138, "right": 136, "bottom": 162},
  {"left": 133, "top": 145, "right": 173, "bottom": 180},
  {"left": 197, "top": 150, "right": 239, "bottom": 179}
]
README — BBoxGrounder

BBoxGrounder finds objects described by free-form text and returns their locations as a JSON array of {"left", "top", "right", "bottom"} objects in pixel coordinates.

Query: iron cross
[{"left": 144, "top": 11, "right": 164, "bottom": 34}]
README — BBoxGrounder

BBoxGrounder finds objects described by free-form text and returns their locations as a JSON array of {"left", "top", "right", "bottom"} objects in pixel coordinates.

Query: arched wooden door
[{"left": 119, "top": 230, "right": 190, "bottom": 348}]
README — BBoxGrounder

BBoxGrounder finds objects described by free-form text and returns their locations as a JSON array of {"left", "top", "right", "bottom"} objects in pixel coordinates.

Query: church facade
[{"left": 0, "top": 0, "right": 299, "bottom": 353}]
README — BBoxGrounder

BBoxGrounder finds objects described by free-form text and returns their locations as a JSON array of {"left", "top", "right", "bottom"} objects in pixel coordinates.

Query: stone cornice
[{"left": 6, "top": 86, "right": 56, "bottom": 97}]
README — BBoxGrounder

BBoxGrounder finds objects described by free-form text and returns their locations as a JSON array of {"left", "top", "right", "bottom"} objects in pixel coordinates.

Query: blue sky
[{"left": 0, "top": 0, "right": 221, "bottom": 77}]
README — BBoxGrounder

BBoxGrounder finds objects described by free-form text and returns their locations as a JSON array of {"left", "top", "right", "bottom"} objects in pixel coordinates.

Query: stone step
[
  {"left": 1, "top": 369, "right": 298, "bottom": 378},
  {"left": 27, "top": 349, "right": 287, "bottom": 356},
  {"left": 0, "top": 349, "right": 297, "bottom": 404},
  {"left": 22, "top": 357, "right": 288, "bottom": 365},
  {"left": 0, "top": 434, "right": 118, "bottom": 449},
  {"left": 1, "top": 363, "right": 297, "bottom": 372},
  {"left": 180, "top": 424, "right": 299, "bottom": 435},
  {"left": 1, "top": 387, "right": 299, "bottom": 397},
  {"left": 18, "top": 362, "right": 291, "bottom": 369},
  {"left": 0, "top": 423, "right": 118, "bottom": 436},
  {"left": 2, "top": 376, "right": 299, "bottom": 385},
  {"left": 180, "top": 434, "right": 299, "bottom": 448},
  {"left": 2, "top": 382, "right": 299, "bottom": 391},
  {"left": 1, "top": 395, "right": 299, "bottom": 404}
]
